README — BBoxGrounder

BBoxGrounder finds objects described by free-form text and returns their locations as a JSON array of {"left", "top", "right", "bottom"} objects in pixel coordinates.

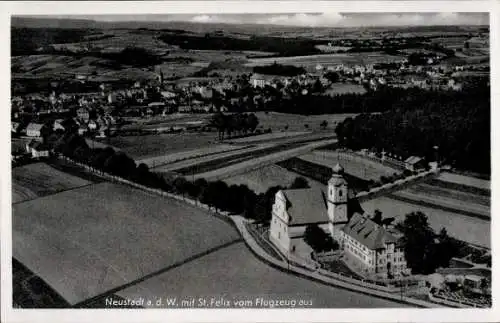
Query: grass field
[
  {"left": 13, "top": 182, "right": 240, "bottom": 305},
  {"left": 437, "top": 172, "right": 490, "bottom": 191},
  {"left": 223, "top": 164, "right": 325, "bottom": 194},
  {"left": 253, "top": 112, "right": 358, "bottom": 132},
  {"left": 12, "top": 162, "right": 93, "bottom": 203},
  {"left": 226, "top": 131, "right": 308, "bottom": 144},
  {"left": 105, "top": 133, "right": 220, "bottom": 159},
  {"left": 277, "top": 157, "right": 369, "bottom": 192},
  {"left": 392, "top": 183, "right": 490, "bottom": 218},
  {"left": 116, "top": 242, "right": 409, "bottom": 308},
  {"left": 139, "top": 144, "right": 243, "bottom": 168},
  {"left": 361, "top": 196, "right": 490, "bottom": 248},
  {"left": 245, "top": 52, "right": 404, "bottom": 68},
  {"left": 325, "top": 83, "right": 367, "bottom": 96},
  {"left": 298, "top": 150, "right": 399, "bottom": 181}
]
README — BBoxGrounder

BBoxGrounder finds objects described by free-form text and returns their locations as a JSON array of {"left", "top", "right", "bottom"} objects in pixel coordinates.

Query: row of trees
[
  {"left": 253, "top": 63, "right": 306, "bottom": 77},
  {"left": 335, "top": 82, "right": 490, "bottom": 174},
  {"left": 52, "top": 129, "right": 311, "bottom": 224},
  {"left": 209, "top": 112, "right": 259, "bottom": 140}
]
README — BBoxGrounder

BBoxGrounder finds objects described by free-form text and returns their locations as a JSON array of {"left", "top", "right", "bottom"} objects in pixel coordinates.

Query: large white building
[{"left": 269, "top": 163, "right": 410, "bottom": 278}]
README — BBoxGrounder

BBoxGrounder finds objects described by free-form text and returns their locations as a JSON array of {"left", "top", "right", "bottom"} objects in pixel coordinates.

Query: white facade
[
  {"left": 342, "top": 230, "right": 409, "bottom": 277},
  {"left": 327, "top": 165, "right": 349, "bottom": 242}
]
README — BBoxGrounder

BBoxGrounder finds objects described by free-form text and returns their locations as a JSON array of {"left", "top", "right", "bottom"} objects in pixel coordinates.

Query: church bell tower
[{"left": 328, "top": 163, "right": 349, "bottom": 243}]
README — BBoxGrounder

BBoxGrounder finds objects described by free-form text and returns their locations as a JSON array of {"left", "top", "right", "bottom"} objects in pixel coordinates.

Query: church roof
[
  {"left": 342, "top": 213, "right": 399, "bottom": 250},
  {"left": 332, "top": 163, "right": 344, "bottom": 174},
  {"left": 328, "top": 163, "right": 347, "bottom": 186},
  {"left": 282, "top": 188, "right": 328, "bottom": 226}
]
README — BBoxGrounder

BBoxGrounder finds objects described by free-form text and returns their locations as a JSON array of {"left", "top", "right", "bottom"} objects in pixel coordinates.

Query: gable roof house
[
  {"left": 404, "top": 156, "right": 426, "bottom": 172},
  {"left": 26, "top": 123, "right": 50, "bottom": 138}
]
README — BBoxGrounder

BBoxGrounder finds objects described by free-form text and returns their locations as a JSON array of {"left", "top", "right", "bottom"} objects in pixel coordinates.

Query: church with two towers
[{"left": 269, "top": 163, "right": 410, "bottom": 278}]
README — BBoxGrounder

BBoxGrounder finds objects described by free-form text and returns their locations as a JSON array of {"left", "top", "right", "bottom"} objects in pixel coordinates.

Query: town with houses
[{"left": 9, "top": 13, "right": 491, "bottom": 313}]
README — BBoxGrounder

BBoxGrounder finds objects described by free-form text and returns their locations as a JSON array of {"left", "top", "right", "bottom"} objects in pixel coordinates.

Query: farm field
[
  {"left": 325, "top": 83, "right": 367, "bottom": 95},
  {"left": 105, "top": 133, "right": 219, "bottom": 159},
  {"left": 298, "top": 150, "right": 399, "bottom": 181},
  {"left": 392, "top": 183, "right": 490, "bottom": 218},
  {"left": 226, "top": 131, "right": 308, "bottom": 144},
  {"left": 193, "top": 138, "right": 338, "bottom": 181},
  {"left": 224, "top": 164, "right": 325, "bottom": 194},
  {"left": 253, "top": 112, "right": 358, "bottom": 132},
  {"left": 138, "top": 144, "right": 244, "bottom": 168},
  {"left": 245, "top": 52, "right": 404, "bottom": 68},
  {"left": 13, "top": 182, "right": 240, "bottom": 305},
  {"left": 437, "top": 172, "right": 490, "bottom": 191},
  {"left": 12, "top": 54, "right": 158, "bottom": 80},
  {"left": 361, "top": 196, "right": 490, "bottom": 248},
  {"left": 117, "top": 242, "right": 409, "bottom": 308},
  {"left": 12, "top": 162, "right": 92, "bottom": 203},
  {"left": 152, "top": 143, "right": 273, "bottom": 172}
]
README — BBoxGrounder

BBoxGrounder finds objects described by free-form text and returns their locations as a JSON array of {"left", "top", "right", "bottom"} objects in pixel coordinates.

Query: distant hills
[{"left": 12, "top": 16, "right": 488, "bottom": 34}]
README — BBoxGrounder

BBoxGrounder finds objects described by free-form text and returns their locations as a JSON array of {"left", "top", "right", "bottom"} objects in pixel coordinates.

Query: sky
[{"left": 51, "top": 13, "right": 488, "bottom": 28}]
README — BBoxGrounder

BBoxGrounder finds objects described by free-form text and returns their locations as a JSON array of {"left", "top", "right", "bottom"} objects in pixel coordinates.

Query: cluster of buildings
[{"left": 270, "top": 163, "right": 411, "bottom": 279}]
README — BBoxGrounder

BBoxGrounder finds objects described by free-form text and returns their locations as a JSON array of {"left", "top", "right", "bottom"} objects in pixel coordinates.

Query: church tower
[{"left": 328, "top": 163, "right": 349, "bottom": 243}]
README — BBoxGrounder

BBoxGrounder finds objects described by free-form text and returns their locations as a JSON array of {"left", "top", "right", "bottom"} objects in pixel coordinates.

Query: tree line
[
  {"left": 335, "top": 82, "right": 490, "bottom": 174},
  {"left": 49, "top": 129, "right": 311, "bottom": 225},
  {"left": 396, "top": 212, "right": 472, "bottom": 275},
  {"left": 253, "top": 63, "right": 307, "bottom": 77},
  {"left": 209, "top": 112, "right": 259, "bottom": 140},
  {"left": 158, "top": 33, "right": 322, "bottom": 57}
]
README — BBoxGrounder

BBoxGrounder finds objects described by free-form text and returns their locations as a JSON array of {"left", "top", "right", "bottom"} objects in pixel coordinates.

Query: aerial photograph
[{"left": 10, "top": 12, "right": 490, "bottom": 309}]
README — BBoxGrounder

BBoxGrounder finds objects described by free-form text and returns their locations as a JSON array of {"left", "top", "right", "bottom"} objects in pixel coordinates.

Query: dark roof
[
  {"left": 405, "top": 156, "right": 423, "bottom": 164},
  {"left": 29, "top": 141, "right": 50, "bottom": 151},
  {"left": 342, "top": 212, "right": 398, "bottom": 250},
  {"left": 281, "top": 188, "right": 328, "bottom": 226}
]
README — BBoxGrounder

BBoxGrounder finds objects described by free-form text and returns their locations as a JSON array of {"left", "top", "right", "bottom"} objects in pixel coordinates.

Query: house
[
  {"left": 26, "top": 123, "right": 48, "bottom": 138},
  {"left": 404, "top": 156, "right": 426, "bottom": 172},
  {"left": 250, "top": 74, "right": 268, "bottom": 88},
  {"left": 270, "top": 163, "right": 410, "bottom": 278},
  {"left": 26, "top": 140, "right": 50, "bottom": 158},
  {"left": 77, "top": 107, "right": 90, "bottom": 123},
  {"left": 161, "top": 91, "right": 177, "bottom": 99}
]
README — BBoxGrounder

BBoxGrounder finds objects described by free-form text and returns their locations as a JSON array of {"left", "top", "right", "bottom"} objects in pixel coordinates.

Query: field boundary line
[
  {"left": 12, "top": 182, "right": 96, "bottom": 205},
  {"left": 73, "top": 239, "right": 243, "bottom": 308},
  {"left": 387, "top": 193, "right": 490, "bottom": 222}
]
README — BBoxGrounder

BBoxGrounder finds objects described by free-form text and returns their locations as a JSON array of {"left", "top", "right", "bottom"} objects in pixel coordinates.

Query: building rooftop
[
  {"left": 281, "top": 188, "right": 328, "bottom": 226},
  {"left": 342, "top": 212, "right": 399, "bottom": 250}
]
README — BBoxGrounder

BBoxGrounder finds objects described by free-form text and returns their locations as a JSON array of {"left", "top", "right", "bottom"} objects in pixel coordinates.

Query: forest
[
  {"left": 158, "top": 33, "right": 322, "bottom": 56},
  {"left": 334, "top": 81, "right": 490, "bottom": 175}
]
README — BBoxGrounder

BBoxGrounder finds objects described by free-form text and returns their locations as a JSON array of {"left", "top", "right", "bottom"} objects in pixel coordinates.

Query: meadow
[
  {"left": 437, "top": 172, "right": 490, "bottom": 191},
  {"left": 13, "top": 182, "right": 240, "bottom": 305},
  {"left": 105, "top": 133, "right": 220, "bottom": 159},
  {"left": 245, "top": 52, "right": 404, "bottom": 68},
  {"left": 325, "top": 83, "right": 367, "bottom": 96},
  {"left": 298, "top": 150, "right": 399, "bottom": 181},
  {"left": 361, "top": 196, "right": 490, "bottom": 248},
  {"left": 12, "top": 162, "right": 92, "bottom": 203},
  {"left": 223, "top": 164, "right": 325, "bottom": 194},
  {"left": 117, "top": 242, "right": 409, "bottom": 308},
  {"left": 253, "top": 112, "right": 358, "bottom": 132},
  {"left": 392, "top": 182, "right": 490, "bottom": 219}
]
